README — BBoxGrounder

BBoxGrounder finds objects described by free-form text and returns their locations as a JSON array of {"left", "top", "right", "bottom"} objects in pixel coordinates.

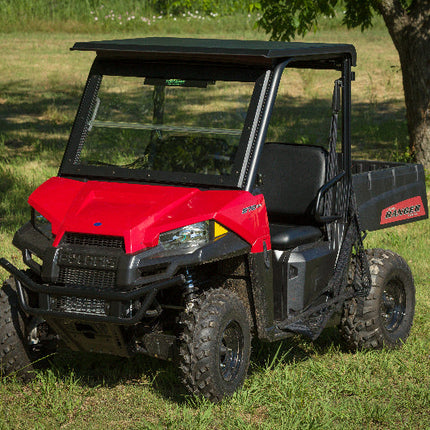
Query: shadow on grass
[
  {"left": 0, "top": 81, "right": 80, "bottom": 162},
  {"left": 40, "top": 349, "right": 188, "bottom": 403},
  {"left": 30, "top": 325, "right": 348, "bottom": 405},
  {"left": 249, "top": 325, "right": 347, "bottom": 373}
]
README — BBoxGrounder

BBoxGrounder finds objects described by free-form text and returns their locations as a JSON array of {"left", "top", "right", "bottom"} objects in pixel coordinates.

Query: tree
[{"left": 257, "top": 0, "right": 430, "bottom": 168}]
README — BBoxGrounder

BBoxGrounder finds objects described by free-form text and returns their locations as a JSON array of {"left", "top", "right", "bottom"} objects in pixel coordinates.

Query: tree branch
[
  {"left": 372, "top": 0, "right": 406, "bottom": 20},
  {"left": 372, "top": 0, "right": 412, "bottom": 43}
]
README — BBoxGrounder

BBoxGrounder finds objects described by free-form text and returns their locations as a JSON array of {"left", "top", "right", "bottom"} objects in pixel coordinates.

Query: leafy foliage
[
  {"left": 257, "top": 0, "right": 378, "bottom": 41},
  {"left": 257, "top": 0, "right": 422, "bottom": 41}
]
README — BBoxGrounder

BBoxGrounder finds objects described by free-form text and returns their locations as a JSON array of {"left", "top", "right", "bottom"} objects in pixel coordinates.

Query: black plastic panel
[{"left": 286, "top": 242, "right": 336, "bottom": 314}]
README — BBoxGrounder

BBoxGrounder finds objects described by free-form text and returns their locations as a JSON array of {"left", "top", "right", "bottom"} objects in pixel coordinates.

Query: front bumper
[
  {"left": 4, "top": 222, "right": 250, "bottom": 325},
  {"left": 0, "top": 257, "right": 185, "bottom": 324}
]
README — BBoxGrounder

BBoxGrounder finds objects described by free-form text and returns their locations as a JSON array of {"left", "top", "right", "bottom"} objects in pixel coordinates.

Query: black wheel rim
[
  {"left": 219, "top": 320, "right": 244, "bottom": 382},
  {"left": 380, "top": 279, "right": 406, "bottom": 332}
]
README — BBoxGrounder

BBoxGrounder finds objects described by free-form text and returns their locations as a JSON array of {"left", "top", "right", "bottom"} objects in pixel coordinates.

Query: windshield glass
[{"left": 70, "top": 72, "right": 257, "bottom": 185}]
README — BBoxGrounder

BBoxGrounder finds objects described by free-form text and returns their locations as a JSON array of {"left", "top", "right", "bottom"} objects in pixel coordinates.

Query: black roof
[{"left": 71, "top": 37, "right": 356, "bottom": 68}]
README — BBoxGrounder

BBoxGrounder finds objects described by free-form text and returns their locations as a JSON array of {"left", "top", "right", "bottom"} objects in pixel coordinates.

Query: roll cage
[{"left": 60, "top": 38, "right": 356, "bottom": 190}]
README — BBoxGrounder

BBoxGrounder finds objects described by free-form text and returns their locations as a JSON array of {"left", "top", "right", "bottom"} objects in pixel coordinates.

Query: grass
[
  {"left": 0, "top": 0, "right": 257, "bottom": 33},
  {"left": 1, "top": 11, "right": 429, "bottom": 430}
]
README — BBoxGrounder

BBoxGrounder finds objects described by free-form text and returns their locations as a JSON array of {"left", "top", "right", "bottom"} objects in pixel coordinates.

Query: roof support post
[
  {"left": 244, "top": 59, "right": 292, "bottom": 192},
  {"left": 341, "top": 56, "right": 352, "bottom": 190}
]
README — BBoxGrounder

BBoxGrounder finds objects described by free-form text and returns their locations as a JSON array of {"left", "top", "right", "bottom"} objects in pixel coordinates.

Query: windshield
[{"left": 62, "top": 63, "right": 262, "bottom": 187}]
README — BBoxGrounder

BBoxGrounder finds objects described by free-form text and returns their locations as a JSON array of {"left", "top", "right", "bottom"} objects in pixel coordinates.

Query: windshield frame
[{"left": 59, "top": 58, "right": 269, "bottom": 189}]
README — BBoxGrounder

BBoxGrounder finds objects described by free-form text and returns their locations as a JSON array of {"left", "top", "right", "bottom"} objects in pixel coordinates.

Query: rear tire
[
  {"left": 179, "top": 289, "right": 251, "bottom": 402},
  {"left": 340, "top": 249, "right": 415, "bottom": 350},
  {"left": 0, "top": 278, "right": 35, "bottom": 380}
]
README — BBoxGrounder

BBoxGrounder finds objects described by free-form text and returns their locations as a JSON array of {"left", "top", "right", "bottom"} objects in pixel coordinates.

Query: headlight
[
  {"left": 158, "top": 221, "right": 228, "bottom": 251},
  {"left": 159, "top": 221, "right": 210, "bottom": 250},
  {"left": 32, "top": 208, "right": 53, "bottom": 239}
]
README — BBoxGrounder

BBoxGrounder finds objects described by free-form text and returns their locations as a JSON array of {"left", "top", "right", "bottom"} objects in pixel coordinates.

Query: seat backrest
[{"left": 258, "top": 142, "right": 327, "bottom": 225}]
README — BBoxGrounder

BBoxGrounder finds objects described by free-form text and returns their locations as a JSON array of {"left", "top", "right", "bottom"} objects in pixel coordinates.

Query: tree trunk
[
  {"left": 151, "top": 85, "right": 165, "bottom": 145},
  {"left": 376, "top": 0, "right": 430, "bottom": 168},
  {"left": 399, "top": 38, "right": 430, "bottom": 168}
]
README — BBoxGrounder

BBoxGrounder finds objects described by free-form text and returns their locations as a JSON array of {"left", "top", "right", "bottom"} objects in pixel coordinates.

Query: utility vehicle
[{"left": 0, "top": 38, "right": 428, "bottom": 402}]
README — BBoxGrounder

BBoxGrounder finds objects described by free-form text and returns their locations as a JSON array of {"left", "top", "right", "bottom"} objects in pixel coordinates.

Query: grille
[
  {"left": 62, "top": 233, "right": 125, "bottom": 250},
  {"left": 58, "top": 266, "right": 116, "bottom": 289},
  {"left": 50, "top": 295, "right": 106, "bottom": 316}
]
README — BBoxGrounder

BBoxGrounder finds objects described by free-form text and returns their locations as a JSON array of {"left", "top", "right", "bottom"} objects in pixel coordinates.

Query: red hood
[{"left": 28, "top": 177, "right": 270, "bottom": 253}]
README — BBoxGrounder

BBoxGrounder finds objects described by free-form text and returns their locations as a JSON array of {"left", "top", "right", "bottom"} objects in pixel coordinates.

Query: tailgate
[{"left": 352, "top": 160, "right": 428, "bottom": 231}]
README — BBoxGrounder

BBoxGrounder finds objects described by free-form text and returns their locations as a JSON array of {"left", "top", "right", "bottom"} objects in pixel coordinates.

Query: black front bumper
[
  {"left": 3, "top": 222, "right": 250, "bottom": 325},
  {"left": 0, "top": 257, "right": 185, "bottom": 324}
]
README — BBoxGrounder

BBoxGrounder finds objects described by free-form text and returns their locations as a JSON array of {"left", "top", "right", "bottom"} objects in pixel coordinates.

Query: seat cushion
[{"left": 270, "top": 224, "right": 322, "bottom": 250}]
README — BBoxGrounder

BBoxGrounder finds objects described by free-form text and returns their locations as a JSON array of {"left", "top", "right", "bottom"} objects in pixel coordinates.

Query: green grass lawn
[{"left": 1, "top": 13, "right": 429, "bottom": 430}]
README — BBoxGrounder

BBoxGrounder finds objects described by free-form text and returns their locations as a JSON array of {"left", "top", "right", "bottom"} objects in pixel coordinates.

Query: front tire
[
  {"left": 179, "top": 288, "right": 251, "bottom": 402},
  {"left": 0, "top": 278, "right": 35, "bottom": 380},
  {"left": 340, "top": 249, "right": 415, "bottom": 350}
]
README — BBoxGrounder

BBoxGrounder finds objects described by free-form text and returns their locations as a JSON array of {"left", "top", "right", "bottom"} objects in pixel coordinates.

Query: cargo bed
[{"left": 352, "top": 160, "right": 428, "bottom": 231}]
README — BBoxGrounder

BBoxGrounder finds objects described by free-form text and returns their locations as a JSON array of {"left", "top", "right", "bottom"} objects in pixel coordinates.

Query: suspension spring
[{"left": 183, "top": 268, "right": 199, "bottom": 300}]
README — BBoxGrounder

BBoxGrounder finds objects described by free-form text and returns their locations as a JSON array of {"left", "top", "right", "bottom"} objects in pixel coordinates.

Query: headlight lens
[
  {"left": 32, "top": 209, "right": 53, "bottom": 239},
  {"left": 159, "top": 221, "right": 210, "bottom": 250}
]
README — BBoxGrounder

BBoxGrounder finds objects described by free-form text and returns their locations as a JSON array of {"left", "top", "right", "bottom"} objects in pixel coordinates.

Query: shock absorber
[{"left": 183, "top": 268, "right": 199, "bottom": 300}]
